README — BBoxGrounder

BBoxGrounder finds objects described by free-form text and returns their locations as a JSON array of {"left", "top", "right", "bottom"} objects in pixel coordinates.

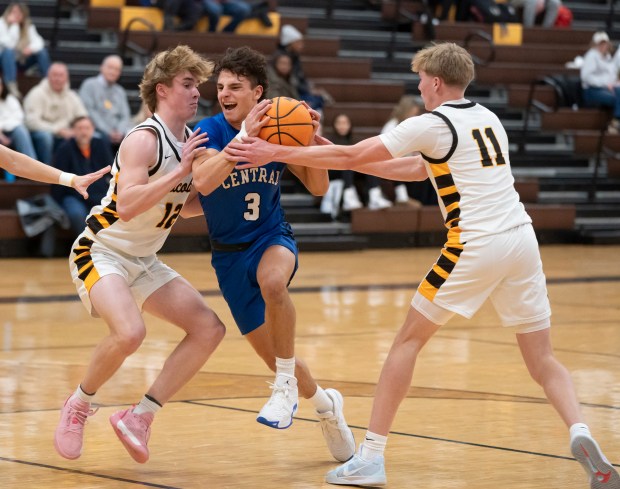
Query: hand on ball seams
[{"left": 258, "top": 97, "right": 314, "bottom": 146}]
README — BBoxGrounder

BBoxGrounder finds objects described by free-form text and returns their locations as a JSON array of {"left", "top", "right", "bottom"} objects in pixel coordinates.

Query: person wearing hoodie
[
  {"left": 0, "top": 2, "right": 51, "bottom": 99},
  {"left": 23, "top": 62, "right": 87, "bottom": 164}
]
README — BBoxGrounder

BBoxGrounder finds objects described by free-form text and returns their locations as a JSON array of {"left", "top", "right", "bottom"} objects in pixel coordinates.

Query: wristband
[
  {"left": 234, "top": 120, "right": 248, "bottom": 142},
  {"left": 59, "top": 171, "right": 76, "bottom": 187}
]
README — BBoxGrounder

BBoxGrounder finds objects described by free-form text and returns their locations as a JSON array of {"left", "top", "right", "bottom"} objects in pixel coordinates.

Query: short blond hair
[
  {"left": 139, "top": 45, "right": 214, "bottom": 113},
  {"left": 411, "top": 43, "right": 475, "bottom": 89}
]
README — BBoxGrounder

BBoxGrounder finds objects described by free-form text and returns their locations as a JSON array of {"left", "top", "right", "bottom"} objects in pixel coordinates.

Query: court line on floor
[
  {"left": 0, "top": 456, "right": 181, "bottom": 488},
  {"left": 182, "top": 400, "right": 620, "bottom": 468},
  {"left": 1, "top": 275, "right": 619, "bottom": 305}
]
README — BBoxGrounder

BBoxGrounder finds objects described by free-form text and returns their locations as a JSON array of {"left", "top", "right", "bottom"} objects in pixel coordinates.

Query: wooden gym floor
[{"left": 0, "top": 245, "right": 618, "bottom": 488}]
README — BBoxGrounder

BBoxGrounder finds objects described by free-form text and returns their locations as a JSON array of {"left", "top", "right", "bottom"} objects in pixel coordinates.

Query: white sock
[
  {"left": 275, "top": 357, "right": 296, "bottom": 378},
  {"left": 310, "top": 386, "right": 333, "bottom": 413},
  {"left": 395, "top": 184, "right": 409, "bottom": 203},
  {"left": 569, "top": 422, "right": 591, "bottom": 441},
  {"left": 75, "top": 385, "right": 95, "bottom": 403},
  {"left": 133, "top": 395, "right": 162, "bottom": 415},
  {"left": 360, "top": 431, "right": 387, "bottom": 461}
]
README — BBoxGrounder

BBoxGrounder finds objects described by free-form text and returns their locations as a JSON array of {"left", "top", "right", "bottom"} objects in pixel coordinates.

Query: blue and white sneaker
[
  {"left": 571, "top": 434, "right": 620, "bottom": 489},
  {"left": 325, "top": 447, "right": 386, "bottom": 487},
  {"left": 317, "top": 388, "right": 356, "bottom": 462},
  {"left": 256, "top": 374, "right": 298, "bottom": 429}
]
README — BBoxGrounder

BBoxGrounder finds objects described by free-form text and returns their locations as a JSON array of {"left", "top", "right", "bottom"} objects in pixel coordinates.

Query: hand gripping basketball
[{"left": 258, "top": 97, "right": 314, "bottom": 146}]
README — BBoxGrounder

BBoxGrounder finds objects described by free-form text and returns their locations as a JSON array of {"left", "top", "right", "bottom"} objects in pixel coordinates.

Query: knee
[
  {"left": 259, "top": 273, "right": 288, "bottom": 303},
  {"left": 193, "top": 309, "right": 226, "bottom": 345},
  {"left": 113, "top": 327, "right": 146, "bottom": 356}
]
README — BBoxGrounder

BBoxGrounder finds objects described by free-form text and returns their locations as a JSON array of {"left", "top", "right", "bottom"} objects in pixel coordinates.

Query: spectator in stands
[
  {"left": 381, "top": 95, "right": 424, "bottom": 207},
  {"left": 0, "top": 73, "right": 37, "bottom": 181},
  {"left": 79, "top": 55, "right": 132, "bottom": 151},
  {"left": 580, "top": 31, "right": 620, "bottom": 133},
  {"left": 23, "top": 62, "right": 88, "bottom": 164},
  {"left": 202, "top": 0, "right": 252, "bottom": 33},
  {"left": 321, "top": 113, "right": 392, "bottom": 218},
  {"left": 0, "top": 2, "right": 51, "bottom": 99},
  {"left": 266, "top": 52, "right": 300, "bottom": 100},
  {"left": 50, "top": 116, "right": 112, "bottom": 240},
  {"left": 276, "top": 24, "right": 333, "bottom": 112},
  {"left": 508, "top": 0, "right": 561, "bottom": 27},
  {"left": 158, "top": 0, "right": 202, "bottom": 31}
]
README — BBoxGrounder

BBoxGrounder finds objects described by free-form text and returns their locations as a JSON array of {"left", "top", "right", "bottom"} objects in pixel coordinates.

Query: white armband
[
  {"left": 234, "top": 120, "right": 248, "bottom": 142},
  {"left": 58, "top": 171, "right": 76, "bottom": 187}
]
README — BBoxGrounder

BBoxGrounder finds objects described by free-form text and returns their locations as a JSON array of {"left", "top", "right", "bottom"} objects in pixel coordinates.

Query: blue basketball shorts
[{"left": 211, "top": 228, "right": 298, "bottom": 335}]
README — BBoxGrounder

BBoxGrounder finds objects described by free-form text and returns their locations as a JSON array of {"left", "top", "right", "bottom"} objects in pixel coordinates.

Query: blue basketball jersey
[{"left": 194, "top": 112, "right": 288, "bottom": 243}]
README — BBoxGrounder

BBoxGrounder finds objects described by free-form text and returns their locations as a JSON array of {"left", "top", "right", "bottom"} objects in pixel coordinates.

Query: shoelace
[
  {"left": 264, "top": 381, "right": 292, "bottom": 406},
  {"left": 67, "top": 406, "right": 98, "bottom": 434}
]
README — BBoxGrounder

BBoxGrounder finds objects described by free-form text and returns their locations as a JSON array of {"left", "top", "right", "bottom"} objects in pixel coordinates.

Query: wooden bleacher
[{"left": 0, "top": 181, "right": 209, "bottom": 256}]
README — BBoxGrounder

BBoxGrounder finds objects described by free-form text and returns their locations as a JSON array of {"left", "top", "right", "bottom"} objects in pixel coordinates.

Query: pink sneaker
[
  {"left": 54, "top": 396, "right": 97, "bottom": 460},
  {"left": 109, "top": 408, "right": 153, "bottom": 463}
]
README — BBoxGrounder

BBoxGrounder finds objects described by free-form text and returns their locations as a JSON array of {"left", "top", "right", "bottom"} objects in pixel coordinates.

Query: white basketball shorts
[
  {"left": 412, "top": 223, "right": 551, "bottom": 331},
  {"left": 69, "top": 233, "right": 180, "bottom": 317}
]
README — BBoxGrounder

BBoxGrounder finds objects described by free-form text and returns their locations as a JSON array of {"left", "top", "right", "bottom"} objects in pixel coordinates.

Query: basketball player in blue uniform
[
  {"left": 188, "top": 46, "right": 356, "bottom": 463},
  {"left": 225, "top": 43, "right": 620, "bottom": 488},
  {"left": 54, "top": 45, "right": 226, "bottom": 464}
]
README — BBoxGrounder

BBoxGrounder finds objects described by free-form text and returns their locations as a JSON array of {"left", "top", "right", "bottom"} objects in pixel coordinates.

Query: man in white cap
[{"left": 580, "top": 31, "right": 620, "bottom": 132}]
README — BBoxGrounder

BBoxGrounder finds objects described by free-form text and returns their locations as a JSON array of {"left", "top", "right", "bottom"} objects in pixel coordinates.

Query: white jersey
[
  {"left": 380, "top": 98, "right": 531, "bottom": 245},
  {"left": 83, "top": 114, "right": 193, "bottom": 257}
]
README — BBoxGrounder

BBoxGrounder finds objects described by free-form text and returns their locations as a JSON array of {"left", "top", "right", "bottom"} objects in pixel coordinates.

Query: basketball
[{"left": 258, "top": 97, "right": 314, "bottom": 146}]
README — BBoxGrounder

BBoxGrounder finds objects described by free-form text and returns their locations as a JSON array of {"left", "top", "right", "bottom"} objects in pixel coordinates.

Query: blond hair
[
  {"left": 3, "top": 3, "right": 32, "bottom": 52},
  {"left": 411, "top": 43, "right": 475, "bottom": 89},
  {"left": 139, "top": 45, "right": 214, "bottom": 112}
]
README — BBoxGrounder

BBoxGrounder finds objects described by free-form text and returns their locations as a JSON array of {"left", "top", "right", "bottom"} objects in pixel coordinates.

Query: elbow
[{"left": 116, "top": 203, "right": 135, "bottom": 222}]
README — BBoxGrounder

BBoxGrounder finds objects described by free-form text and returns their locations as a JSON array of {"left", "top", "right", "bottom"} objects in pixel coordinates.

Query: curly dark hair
[{"left": 213, "top": 46, "right": 269, "bottom": 101}]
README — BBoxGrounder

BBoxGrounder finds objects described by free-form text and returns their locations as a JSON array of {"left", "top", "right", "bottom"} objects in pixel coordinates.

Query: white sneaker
[
  {"left": 317, "top": 389, "right": 356, "bottom": 462},
  {"left": 571, "top": 434, "right": 620, "bottom": 489},
  {"left": 325, "top": 447, "right": 386, "bottom": 486},
  {"left": 368, "top": 187, "right": 392, "bottom": 211},
  {"left": 256, "top": 374, "right": 298, "bottom": 429},
  {"left": 342, "top": 187, "right": 363, "bottom": 212}
]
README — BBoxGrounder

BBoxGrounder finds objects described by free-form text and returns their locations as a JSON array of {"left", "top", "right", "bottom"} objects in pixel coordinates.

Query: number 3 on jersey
[
  {"left": 244, "top": 192, "right": 260, "bottom": 221},
  {"left": 472, "top": 127, "right": 506, "bottom": 167}
]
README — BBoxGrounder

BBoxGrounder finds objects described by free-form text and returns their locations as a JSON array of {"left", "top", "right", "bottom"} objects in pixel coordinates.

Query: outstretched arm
[
  {"left": 226, "top": 134, "right": 426, "bottom": 182},
  {"left": 0, "top": 145, "right": 111, "bottom": 199}
]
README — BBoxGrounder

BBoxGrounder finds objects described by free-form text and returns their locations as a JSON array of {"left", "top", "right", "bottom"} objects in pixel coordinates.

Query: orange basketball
[{"left": 258, "top": 97, "right": 314, "bottom": 146}]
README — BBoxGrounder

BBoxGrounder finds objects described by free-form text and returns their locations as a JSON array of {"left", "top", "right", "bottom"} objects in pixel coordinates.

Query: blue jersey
[{"left": 194, "top": 112, "right": 288, "bottom": 244}]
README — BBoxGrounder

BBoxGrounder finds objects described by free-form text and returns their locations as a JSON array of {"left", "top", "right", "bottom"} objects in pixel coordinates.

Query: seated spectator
[
  {"left": 0, "top": 73, "right": 37, "bottom": 179},
  {"left": 0, "top": 2, "right": 51, "bottom": 99},
  {"left": 202, "top": 0, "right": 251, "bottom": 33},
  {"left": 51, "top": 116, "right": 112, "bottom": 239},
  {"left": 509, "top": 0, "right": 561, "bottom": 27},
  {"left": 580, "top": 31, "right": 620, "bottom": 132},
  {"left": 321, "top": 113, "right": 392, "bottom": 218},
  {"left": 381, "top": 95, "right": 424, "bottom": 207},
  {"left": 266, "top": 52, "right": 300, "bottom": 100},
  {"left": 79, "top": 55, "right": 132, "bottom": 151},
  {"left": 276, "top": 24, "right": 333, "bottom": 112},
  {"left": 156, "top": 0, "right": 202, "bottom": 31},
  {"left": 23, "top": 62, "right": 88, "bottom": 164}
]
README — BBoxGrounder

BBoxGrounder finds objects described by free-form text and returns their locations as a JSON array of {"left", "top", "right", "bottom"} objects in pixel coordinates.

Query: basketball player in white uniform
[
  {"left": 54, "top": 45, "right": 226, "bottom": 464},
  {"left": 225, "top": 43, "right": 619, "bottom": 489}
]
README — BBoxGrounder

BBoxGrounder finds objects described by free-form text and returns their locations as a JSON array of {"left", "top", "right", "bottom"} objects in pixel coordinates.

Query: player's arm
[
  {"left": 180, "top": 187, "right": 204, "bottom": 218},
  {"left": 226, "top": 135, "right": 392, "bottom": 171},
  {"left": 116, "top": 128, "right": 207, "bottom": 221},
  {"left": 0, "top": 144, "right": 110, "bottom": 198},
  {"left": 193, "top": 100, "right": 272, "bottom": 196},
  {"left": 354, "top": 155, "right": 428, "bottom": 182}
]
